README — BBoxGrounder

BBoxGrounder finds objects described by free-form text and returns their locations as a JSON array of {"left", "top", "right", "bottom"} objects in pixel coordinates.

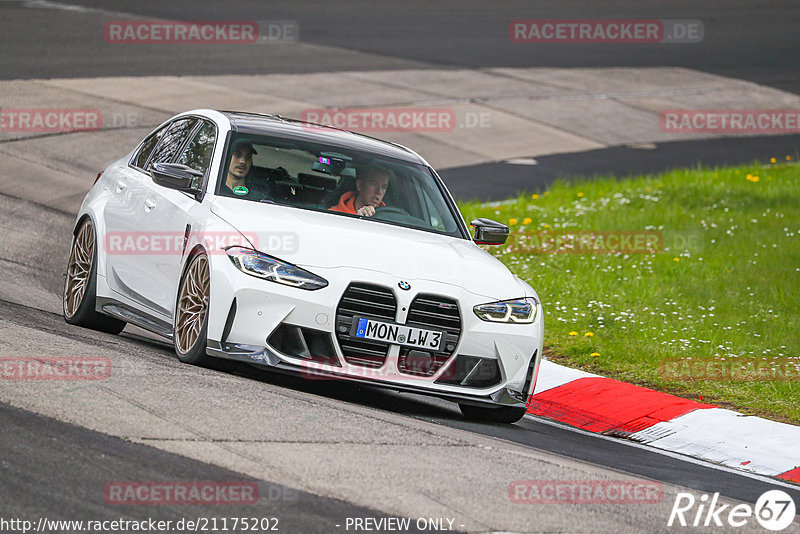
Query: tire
[
  {"left": 63, "top": 218, "right": 126, "bottom": 335},
  {"left": 173, "top": 252, "right": 213, "bottom": 366},
  {"left": 459, "top": 403, "right": 528, "bottom": 424}
]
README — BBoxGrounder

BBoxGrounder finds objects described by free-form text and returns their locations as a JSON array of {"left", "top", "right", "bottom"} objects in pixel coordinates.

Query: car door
[
  {"left": 103, "top": 122, "right": 169, "bottom": 303},
  {"left": 135, "top": 118, "right": 217, "bottom": 319}
]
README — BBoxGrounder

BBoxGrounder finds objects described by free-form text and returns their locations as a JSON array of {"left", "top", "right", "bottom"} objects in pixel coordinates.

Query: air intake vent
[
  {"left": 335, "top": 283, "right": 397, "bottom": 368},
  {"left": 267, "top": 324, "right": 340, "bottom": 366},
  {"left": 435, "top": 355, "right": 502, "bottom": 388},
  {"left": 398, "top": 294, "right": 461, "bottom": 376}
]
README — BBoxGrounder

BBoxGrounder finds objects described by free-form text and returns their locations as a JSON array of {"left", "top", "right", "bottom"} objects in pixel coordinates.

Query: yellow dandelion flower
[
  {"left": 584, "top": 332, "right": 594, "bottom": 337},
  {"left": 673, "top": 257, "right": 680, "bottom": 262},
  {"left": 590, "top": 352, "right": 600, "bottom": 357},
  {"left": 746, "top": 175, "right": 760, "bottom": 182},
  {"left": 543, "top": 223, "right": 550, "bottom": 229},
  {"left": 577, "top": 192, "right": 584, "bottom": 197},
  {"left": 531, "top": 194, "right": 539, "bottom": 199},
  {"left": 523, "top": 217, "right": 532, "bottom": 224},
  {"left": 770, "top": 157, "right": 777, "bottom": 163},
  {"left": 509, "top": 218, "right": 518, "bottom": 225},
  {"left": 568, "top": 331, "right": 578, "bottom": 336},
  {"left": 787, "top": 155, "right": 792, "bottom": 161}
]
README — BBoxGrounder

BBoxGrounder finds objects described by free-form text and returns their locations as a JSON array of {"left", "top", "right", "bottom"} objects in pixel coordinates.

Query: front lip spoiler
[{"left": 206, "top": 340, "right": 527, "bottom": 409}]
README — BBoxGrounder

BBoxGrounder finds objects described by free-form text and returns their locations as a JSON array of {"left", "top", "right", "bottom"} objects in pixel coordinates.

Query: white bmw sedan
[{"left": 63, "top": 109, "right": 543, "bottom": 423}]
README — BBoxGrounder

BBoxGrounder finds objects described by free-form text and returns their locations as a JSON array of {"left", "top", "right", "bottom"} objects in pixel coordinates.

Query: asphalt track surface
[
  {"left": 1, "top": 401, "right": 429, "bottom": 533},
  {"left": 1, "top": 187, "right": 799, "bottom": 531},
  {"left": 3, "top": 0, "right": 799, "bottom": 95},
  {"left": 3, "top": 0, "right": 798, "bottom": 200},
  {"left": 2, "top": 1, "right": 800, "bottom": 533},
  {"left": 2, "top": 293, "right": 800, "bottom": 531}
]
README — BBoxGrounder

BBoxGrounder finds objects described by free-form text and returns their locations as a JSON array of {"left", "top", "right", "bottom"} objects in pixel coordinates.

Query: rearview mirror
[
  {"left": 150, "top": 163, "right": 203, "bottom": 198},
  {"left": 470, "top": 218, "right": 509, "bottom": 245}
]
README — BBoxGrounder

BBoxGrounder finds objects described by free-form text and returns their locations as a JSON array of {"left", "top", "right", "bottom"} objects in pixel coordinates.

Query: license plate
[{"left": 352, "top": 317, "right": 443, "bottom": 351}]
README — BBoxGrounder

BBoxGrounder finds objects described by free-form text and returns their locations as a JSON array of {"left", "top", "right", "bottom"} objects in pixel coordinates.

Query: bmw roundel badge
[{"left": 398, "top": 281, "right": 411, "bottom": 291}]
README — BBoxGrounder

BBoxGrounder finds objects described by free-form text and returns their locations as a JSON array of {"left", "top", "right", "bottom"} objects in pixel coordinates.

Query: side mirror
[
  {"left": 470, "top": 218, "right": 509, "bottom": 245},
  {"left": 150, "top": 163, "right": 203, "bottom": 197}
]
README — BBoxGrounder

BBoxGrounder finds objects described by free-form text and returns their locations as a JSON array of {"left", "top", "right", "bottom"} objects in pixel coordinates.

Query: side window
[
  {"left": 133, "top": 124, "right": 168, "bottom": 169},
  {"left": 178, "top": 120, "right": 216, "bottom": 188},
  {"left": 147, "top": 118, "right": 197, "bottom": 170}
]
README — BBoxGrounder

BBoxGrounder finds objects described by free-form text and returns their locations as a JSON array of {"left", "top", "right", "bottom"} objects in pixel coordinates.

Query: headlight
[
  {"left": 473, "top": 297, "right": 538, "bottom": 324},
  {"left": 225, "top": 247, "right": 328, "bottom": 290}
]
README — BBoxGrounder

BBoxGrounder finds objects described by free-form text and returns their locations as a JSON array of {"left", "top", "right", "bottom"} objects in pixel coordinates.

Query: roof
[{"left": 218, "top": 111, "right": 427, "bottom": 165}]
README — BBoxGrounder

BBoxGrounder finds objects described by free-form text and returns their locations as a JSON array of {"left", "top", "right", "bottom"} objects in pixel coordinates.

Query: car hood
[{"left": 210, "top": 198, "right": 528, "bottom": 300}]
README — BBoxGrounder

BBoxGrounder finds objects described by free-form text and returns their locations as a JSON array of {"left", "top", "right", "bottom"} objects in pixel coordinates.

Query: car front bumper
[{"left": 206, "top": 255, "right": 543, "bottom": 408}]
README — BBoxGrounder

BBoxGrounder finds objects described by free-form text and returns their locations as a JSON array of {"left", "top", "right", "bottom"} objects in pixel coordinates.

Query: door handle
[{"left": 144, "top": 199, "right": 156, "bottom": 211}]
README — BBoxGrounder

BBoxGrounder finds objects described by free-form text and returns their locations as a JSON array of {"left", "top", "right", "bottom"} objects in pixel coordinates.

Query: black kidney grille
[
  {"left": 398, "top": 294, "right": 461, "bottom": 376},
  {"left": 335, "top": 283, "right": 397, "bottom": 368}
]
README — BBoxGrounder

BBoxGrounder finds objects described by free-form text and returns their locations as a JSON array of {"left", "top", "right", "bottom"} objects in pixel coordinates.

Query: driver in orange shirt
[{"left": 330, "top": 165, "right": 389, "bottom": 217}]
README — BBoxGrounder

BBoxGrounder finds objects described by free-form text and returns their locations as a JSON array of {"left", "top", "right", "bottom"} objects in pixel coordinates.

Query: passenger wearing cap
[
  {"left": 221, "top": 139, "right": 258, "bottom": 197},
  {"left": 221, "top": 138, "right": 295, "bottom": 202}
]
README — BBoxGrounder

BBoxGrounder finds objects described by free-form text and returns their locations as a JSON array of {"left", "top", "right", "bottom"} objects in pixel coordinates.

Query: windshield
[{"left": 215, "top": 133, "right": 467, "bottom": 239}]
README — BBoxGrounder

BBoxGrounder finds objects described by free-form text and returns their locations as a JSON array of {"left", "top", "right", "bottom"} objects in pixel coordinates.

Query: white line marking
[
  {"left": 523, "top": 413, "right": 800, "bottom": 493},
  {"left": 505, "top": 157, "right": 538, "bottom": 165},
  {"left": 20, "top": 0, "right": 94, "bottom": 11}
]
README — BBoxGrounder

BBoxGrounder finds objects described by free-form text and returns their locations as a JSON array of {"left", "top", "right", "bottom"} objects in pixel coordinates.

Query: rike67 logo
[{"left": 668, "top": 490, "right": 796, "bottom": 531}]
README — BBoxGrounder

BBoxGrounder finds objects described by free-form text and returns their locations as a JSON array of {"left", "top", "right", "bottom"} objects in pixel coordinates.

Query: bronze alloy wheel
[
  {"left": 64, "top": 219, "right": 95, "bottom": 318},
  {"left": 175, "top": 254, "right": 210, "bottom": 355},
  {"left": 62, "top": 219, "right": 126, "bottom": 334}
]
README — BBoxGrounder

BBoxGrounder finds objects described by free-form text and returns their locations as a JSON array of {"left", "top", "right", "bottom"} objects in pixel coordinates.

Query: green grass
[{"left": 459, "top": 158, "right": 800, "bottom": 424}]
